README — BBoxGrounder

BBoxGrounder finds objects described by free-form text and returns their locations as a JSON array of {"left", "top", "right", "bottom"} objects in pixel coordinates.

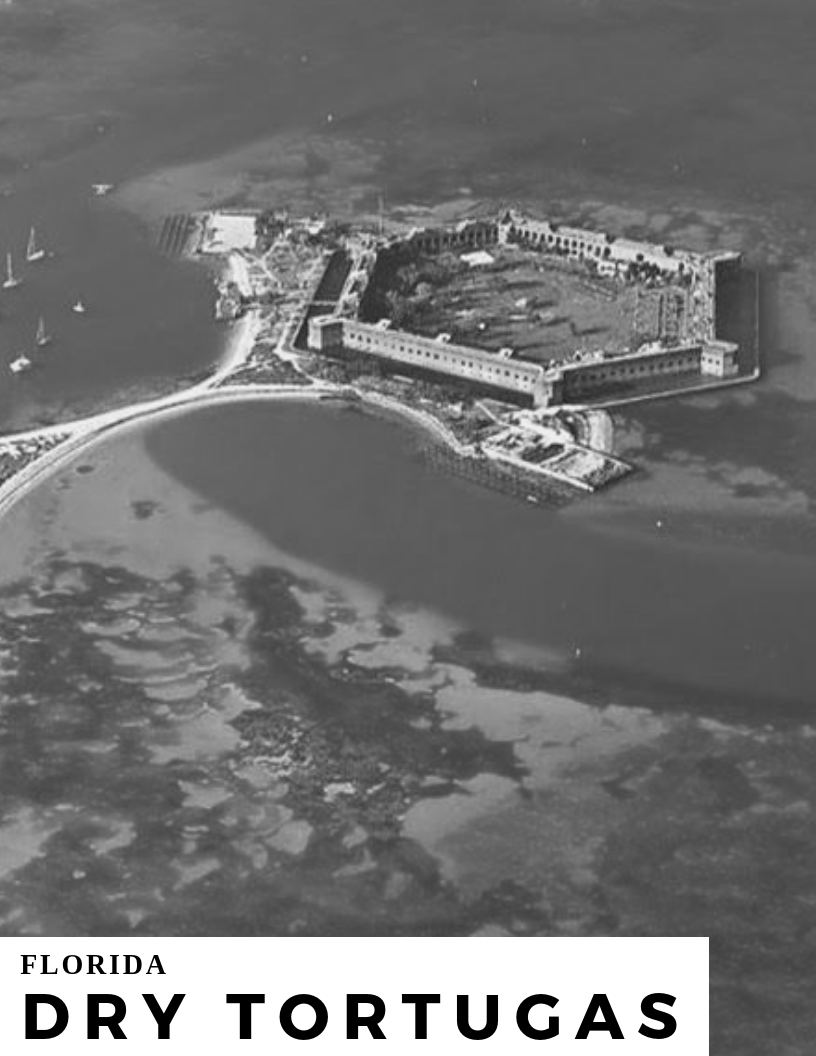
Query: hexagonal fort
[{"left": 308, "top": 210, "right": 745, "bottom": 408}]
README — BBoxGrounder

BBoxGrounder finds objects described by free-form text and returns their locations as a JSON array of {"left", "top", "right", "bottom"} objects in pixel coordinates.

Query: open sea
[{"left": 2, "top": 0, "right": 816, "bottom": 1045}]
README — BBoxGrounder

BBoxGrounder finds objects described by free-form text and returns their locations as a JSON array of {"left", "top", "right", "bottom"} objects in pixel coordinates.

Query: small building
[
  {"left": 701, "top": 340, "right": 739, "bottom": 377},
  {"left": 461, "top": 250, "right": 495, "bottom": 268}
]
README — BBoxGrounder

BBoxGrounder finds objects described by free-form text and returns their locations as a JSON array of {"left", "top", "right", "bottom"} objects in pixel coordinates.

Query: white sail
[
  {"left": 27, "top": 227, "right": 45, "bottom": 263},
  {"left": 2, "top": 252, "right": 20, "bottom": 289},
  {"left": 36, "top": 316, "right": 51, "bottom": 347}
]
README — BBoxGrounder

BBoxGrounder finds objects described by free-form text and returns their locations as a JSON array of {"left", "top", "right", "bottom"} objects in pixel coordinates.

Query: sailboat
[
  {"left": 9, "top": 354, "right": 32, "bottom": 375},
  {"left": 26, "top": 227, "right": 45, "bottom": 263},
  {"left": 2, "top": 252, "right": 20, "bottom": 290},
  {"left": 35, "top": 316, "right": 51, "bottom": 348}
]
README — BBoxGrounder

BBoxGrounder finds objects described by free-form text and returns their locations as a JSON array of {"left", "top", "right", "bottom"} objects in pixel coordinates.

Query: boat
[
  {"left": 26, "top": 227, "right": 45, "bottom": 263},
  {"left": 2, "top": 252, "right": 20, "bottom": 290},
  {"left": 35, "top": 316, "right": 51, "bottom": 348},
  {"left": 9, "top": 354, "right": 32, "bottom": 375},
  {"left": 72, "top": 300, "right": 87, "bottom": 314}
]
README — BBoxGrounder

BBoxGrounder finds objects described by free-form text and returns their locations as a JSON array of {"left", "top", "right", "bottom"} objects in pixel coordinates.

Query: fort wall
[
  {"left": 497, "top": 211, "right": 697, "bottom": 278},
  {"left": 308, "top": 317, "right": 552, "bottom": 406},
  {"left": 407, "top": 220, "right": 499, "bottom": 255},
  {"left": 559, "top": 346, "right": 703, "bottom": 401}
]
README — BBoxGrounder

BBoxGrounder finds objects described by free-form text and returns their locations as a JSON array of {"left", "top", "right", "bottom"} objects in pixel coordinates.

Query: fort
[
  {"left": 308, "top": 205, "right": 755, "bottom": 407},
  {"left": 0, "top": 204, "right": 758, "bottom": 516},
  {"left": 307, "top": 209, "right": 747, "bottom": 409}
]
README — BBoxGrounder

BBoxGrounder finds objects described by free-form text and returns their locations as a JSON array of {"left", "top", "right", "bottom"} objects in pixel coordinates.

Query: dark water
[
  {"left": 0, "top": 190, "right": 217, "bottom": 428},
  {"left": 148, "top": 401, "right": 816, "bottom": 711}
]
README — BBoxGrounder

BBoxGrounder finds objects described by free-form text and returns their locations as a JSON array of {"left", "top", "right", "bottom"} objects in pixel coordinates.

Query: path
[{"left": 0, "top": 309, "right": 475, "bottom": 522}]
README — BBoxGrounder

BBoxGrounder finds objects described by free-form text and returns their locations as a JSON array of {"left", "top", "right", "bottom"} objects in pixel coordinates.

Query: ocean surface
[
  {"left": 2, "top": 0, "right": 816, "bottom": 1046},
  {"left": 146, "top": 401, "right": 816, "bottom": 710}
]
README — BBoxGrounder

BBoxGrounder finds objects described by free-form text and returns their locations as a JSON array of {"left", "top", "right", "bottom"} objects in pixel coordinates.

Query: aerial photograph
[{"left": 0, "top": 0, "right": 813, "bottom": 1050}]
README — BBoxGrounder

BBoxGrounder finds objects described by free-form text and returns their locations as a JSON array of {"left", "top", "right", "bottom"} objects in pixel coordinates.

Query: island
[{"left": 0, "top": 204, "right": 760, "bottom": 518}]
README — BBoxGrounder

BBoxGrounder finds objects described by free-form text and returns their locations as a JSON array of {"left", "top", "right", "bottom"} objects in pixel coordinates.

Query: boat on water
[
  {"left": 2, "top": 252, "right": 20, "bottom": 290},
  {"left": 35, "top": 316, "right": 51, "bottom": 348},
  {"left": 9, "top": 354, "right": 32, "bottom": 375},
  {"left": 26, "top": 227, "right": 45, "bottom": 263}
]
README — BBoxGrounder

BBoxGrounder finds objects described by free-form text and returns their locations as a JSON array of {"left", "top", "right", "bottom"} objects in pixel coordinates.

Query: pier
[{"left": 157, "top": 214, "right": 197, "bottom": 257}]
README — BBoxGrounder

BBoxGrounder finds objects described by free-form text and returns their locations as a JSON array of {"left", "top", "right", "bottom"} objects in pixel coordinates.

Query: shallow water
[
  {"left": 144, "top": 400, "right": 816, "bottom": 710},
  {"left": 0, "top": 423, "right": 814, "bottom": 1056}
]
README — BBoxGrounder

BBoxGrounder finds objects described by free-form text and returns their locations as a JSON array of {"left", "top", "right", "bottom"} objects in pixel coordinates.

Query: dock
[{"left": 157, "top": 214, "right": 197, "bottom": 257}]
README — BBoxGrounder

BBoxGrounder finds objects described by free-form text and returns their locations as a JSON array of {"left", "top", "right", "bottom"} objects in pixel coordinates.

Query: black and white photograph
[{"left": 0, "top": 1, "right": 812, "bottom": 1051}]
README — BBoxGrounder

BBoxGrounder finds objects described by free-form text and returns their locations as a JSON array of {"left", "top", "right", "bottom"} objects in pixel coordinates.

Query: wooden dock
[{"left": 157, "top": 214, "right": 197, "bottom": 257}]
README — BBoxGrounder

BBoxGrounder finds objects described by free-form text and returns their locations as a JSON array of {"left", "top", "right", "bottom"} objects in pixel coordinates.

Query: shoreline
[
  {"left": 0, "top": 309, "right": 261, "bottom": 516},
  {"left": 0, "top": 372, "right": 474, "bottom": 525}
]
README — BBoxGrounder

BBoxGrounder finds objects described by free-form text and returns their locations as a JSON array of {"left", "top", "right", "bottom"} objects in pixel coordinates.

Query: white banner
[{"left": 0, "top": 937, "right": 707, "bottom": 1053}]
